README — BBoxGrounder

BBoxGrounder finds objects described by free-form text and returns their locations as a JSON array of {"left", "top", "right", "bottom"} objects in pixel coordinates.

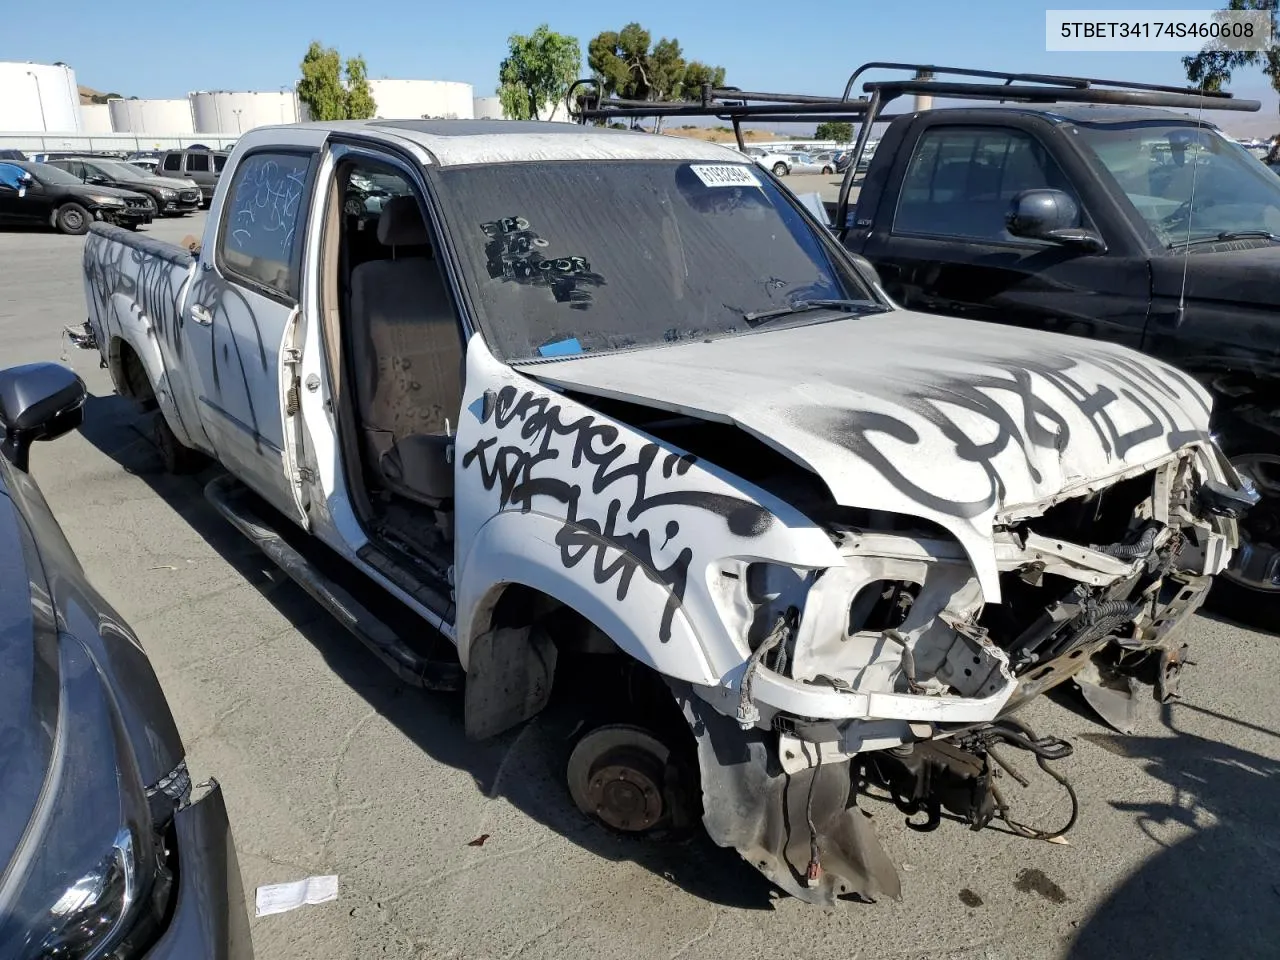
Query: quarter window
[
  {"left": 894, "top": 127, "right": 1081, "bottom": 241},
  {"left": 217, "top": 152, "right": 313, "bottom": 299}
]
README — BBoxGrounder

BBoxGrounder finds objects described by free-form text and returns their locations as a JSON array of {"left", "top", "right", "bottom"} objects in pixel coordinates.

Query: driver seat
[{"left": 348, "top": 196, "right": 462, "bottom": 508}]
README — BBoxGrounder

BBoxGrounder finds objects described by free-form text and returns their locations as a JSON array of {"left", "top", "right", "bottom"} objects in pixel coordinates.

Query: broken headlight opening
[{"left": 695, "top": 451, "right": 1236, "bottom": 904}]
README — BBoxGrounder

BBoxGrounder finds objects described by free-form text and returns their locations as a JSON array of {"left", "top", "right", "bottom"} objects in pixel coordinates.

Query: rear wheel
[
  {"left": 153, "top": 413, "right": 206, "bottom": 475},
  {"left": 56, "top": 203, "right": 89, "bottom": 236},
  {"left": 771, "top": 162, "right": 788, "bottom": 177},
  {"left": 822, "top": 165, "right": 834, "bottom": 175}
]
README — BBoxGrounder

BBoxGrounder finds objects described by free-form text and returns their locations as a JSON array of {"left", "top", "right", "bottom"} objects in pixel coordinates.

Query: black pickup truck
[
  {"left": 842, "top": 103, "right": 1280, "bottom": 625},
  {"left": 576, "top": 64, "right": 1280, "bottom": 629}
]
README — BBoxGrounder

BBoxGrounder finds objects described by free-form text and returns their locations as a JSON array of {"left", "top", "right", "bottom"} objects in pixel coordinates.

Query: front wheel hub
[{"left": 568, "top": 726, "right": 672, "bottom": 833}]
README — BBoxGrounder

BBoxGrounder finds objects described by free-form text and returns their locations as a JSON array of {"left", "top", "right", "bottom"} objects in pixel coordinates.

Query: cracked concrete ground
[{"left": 3, "top": 213, "right": 1279, "bottom": 960}]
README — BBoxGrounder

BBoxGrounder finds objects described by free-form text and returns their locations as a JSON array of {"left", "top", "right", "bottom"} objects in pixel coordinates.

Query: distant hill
[{"left": 78, "top": 84, "right": 128, "bottom": 105}]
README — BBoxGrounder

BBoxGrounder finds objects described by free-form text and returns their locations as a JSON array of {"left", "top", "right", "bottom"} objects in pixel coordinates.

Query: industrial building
[
  {"left": 79, "top": 102, "right": 112, "bottom": 134},
  {"left": 368, "top": 79, "right": 473, "bottom": 120},
  {"left": 191, "top": 90, "right": 301, "bottom": 133},
  {"left": 0, "top": 61, "right": 82, "bottom": 133},
  {"left": 473, "top": 96, "right": 503, "bottom": 120},
  {"left": 109, "top": 98, "right": 194, "bottom": 135},
  {"left": 1, "top": 60, "right": 574, "bottom": 151}
]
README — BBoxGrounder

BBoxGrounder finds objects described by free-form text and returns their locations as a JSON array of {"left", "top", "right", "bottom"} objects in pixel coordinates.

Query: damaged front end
[{"left": 686, "top": 448, "right": 1244, "bottom": 905}]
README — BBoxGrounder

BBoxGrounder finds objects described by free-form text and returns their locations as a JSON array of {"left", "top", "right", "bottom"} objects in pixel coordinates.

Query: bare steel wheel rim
[
  {"left": 567, "top": 725, "right": 671, "bottom": 833},
  {"left": 62, "top": 208, "right": 84, "bottom": 230},
  {"left": 1224, "top": 453, "right": 1280, "bottom": 592}
]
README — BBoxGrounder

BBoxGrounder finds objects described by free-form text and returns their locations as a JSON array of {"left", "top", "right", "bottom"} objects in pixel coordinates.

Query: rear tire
[
  {"left": 153, "top": 413, "right": 205, "bottom": 475},
  {"left": 56, "top": 203, "right": 89, "bottom": 236}
]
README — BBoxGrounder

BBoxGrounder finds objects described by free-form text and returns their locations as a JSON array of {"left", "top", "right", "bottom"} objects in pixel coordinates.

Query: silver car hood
[{"left": 525, "top": 310, "right": 1215, "bottom": 598}]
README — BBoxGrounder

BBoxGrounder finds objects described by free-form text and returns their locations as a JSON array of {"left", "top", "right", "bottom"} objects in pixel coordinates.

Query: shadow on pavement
[
  {"left": 76, "top": 392, "right": 777, "bottom": 911},
  {"left": 1067, "top": 702, "right": 1280, "bottom": 959}
]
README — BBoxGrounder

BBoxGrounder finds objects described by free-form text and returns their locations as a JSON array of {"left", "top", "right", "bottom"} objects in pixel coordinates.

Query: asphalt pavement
[{"left": 2, "top": 211, "right": 1277, "bottom": 960}]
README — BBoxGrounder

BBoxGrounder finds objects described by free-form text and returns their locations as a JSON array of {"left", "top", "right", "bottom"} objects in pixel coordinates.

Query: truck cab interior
[{"left": 327, "top": 155, "right": 465, "bottom": 580}]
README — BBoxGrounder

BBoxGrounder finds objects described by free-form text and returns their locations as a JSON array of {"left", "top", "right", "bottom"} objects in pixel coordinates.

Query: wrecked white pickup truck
[{"left": 76, "top": 120, "right": 1252, "bottom": 905}]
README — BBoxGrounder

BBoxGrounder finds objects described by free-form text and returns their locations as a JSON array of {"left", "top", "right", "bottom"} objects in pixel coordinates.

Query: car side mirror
[
  {"left": 86, "top": 174, "right": 109, "bottom": 185},
  {"left": 0, "top": 363, "right": 87, "bottom": 472},
  {"left": 1006, "top": 189, "right": 1106, "bottom": 253}
]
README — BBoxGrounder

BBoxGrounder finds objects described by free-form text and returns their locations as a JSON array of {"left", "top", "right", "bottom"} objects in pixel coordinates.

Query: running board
[{"left": 204, "top": 474, "right": 463, "bottom": 692}]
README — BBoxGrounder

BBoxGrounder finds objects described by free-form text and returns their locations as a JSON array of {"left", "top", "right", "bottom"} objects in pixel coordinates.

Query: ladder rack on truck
[{"left": 568, "top": 61, "right": 1262, "bottom": 237}]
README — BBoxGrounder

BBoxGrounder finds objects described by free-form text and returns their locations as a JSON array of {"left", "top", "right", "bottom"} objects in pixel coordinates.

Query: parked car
[
  {"left": 155, "top": 148, "right": 228, "bottom": 208},
  {"left": 74, "top": 119, "right": 1244, "bottom": 907},
  {"left": 0, "top": 148, "right": 26, "bottom": 160},
  {"left": 0, "top": 161, "right": 153, "bottom": 234},
  {"left": 789, "top": 151, "right": 838, "bottom": 174},
  {"left": 837, "top": 106, "right": 1280, "bottom": 627},
  {"left": 44, "top": 156, "right": 201, "bottom": 217},
  {"left": 127, "top": 152, "right": 163, "bottom": 174},
  {"left": 742, "top": 146, "right": 792, "bottom": 176},
  {"left": 0, "top": 361, "right": 253, "bottom": 958}
]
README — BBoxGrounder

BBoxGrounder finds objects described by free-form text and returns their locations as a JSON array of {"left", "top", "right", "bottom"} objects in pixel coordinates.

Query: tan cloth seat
[{"left": 349, "top": 196, "right": 462, "bottom": 503}]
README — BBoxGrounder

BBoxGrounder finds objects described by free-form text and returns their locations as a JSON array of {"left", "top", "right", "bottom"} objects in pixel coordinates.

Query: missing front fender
[{"left": 674, "top": 687, "right": 901, "bottom": 905}]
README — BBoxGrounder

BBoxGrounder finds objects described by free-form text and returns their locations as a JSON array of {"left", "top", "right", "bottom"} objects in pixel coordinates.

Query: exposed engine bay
[{"left": 627, "top": 405, "right": 1245, "bottom": 905}]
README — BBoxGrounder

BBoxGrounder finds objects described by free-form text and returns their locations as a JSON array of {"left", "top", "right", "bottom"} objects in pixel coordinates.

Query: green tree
[
  {"left": 1183, "top": 0, "right": 1279, "bottom": 94},
  {"left": 815, "top": 121, "right": 853, "bottom": 142},
  {"left": 345, "top": 55, "right": 376, "bottom": 119},
  {"left": 497, "top": 24, "right": 582, "bottom": 121},
  {"left": 588, "top": 25, "right": 726, "bottom": 103},
  {"left": 679, "top": 61, "right": 726, "bottom": 101},
  {"left": 297, "top": 42, "right": 348, "bottom": 121},
  {"left": 588, "top": 24, "right": 654, "bottom": 100}
]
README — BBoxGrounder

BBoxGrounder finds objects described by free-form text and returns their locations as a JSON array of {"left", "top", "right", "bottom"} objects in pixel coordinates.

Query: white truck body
[{"left": 80, "top": 119, "right": 1241, "bottom": 905}]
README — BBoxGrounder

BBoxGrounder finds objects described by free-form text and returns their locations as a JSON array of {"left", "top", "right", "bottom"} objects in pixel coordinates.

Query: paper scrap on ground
[{"left": 255, "top": 875, "right": 339, "bottom": 917}]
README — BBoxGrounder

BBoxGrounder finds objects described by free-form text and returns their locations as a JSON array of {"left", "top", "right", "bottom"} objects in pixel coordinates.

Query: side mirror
[
  {"left": 1006, "top": 189, "right": 1106, "bottom": 253},
  {"left": 86, "top": 174, "right": 109, "bottom": 185},
  {"left": 0, "top": 363, "right": 87, "bottom": 472}
]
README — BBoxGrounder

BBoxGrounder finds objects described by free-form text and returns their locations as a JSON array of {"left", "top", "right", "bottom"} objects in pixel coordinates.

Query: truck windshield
[
  {"left": 1073, "top": 121, "right": 1280, "bottom": 246},
  {"left": 433, "top": 160, "right": 878, "bottom": 362}
]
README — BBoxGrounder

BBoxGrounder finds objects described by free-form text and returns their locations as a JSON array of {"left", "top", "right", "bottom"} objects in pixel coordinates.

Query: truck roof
[
  {"left": 944, "top": 103, "right": 1222, "bottom": 126},
  {"left": 241, "top": 119, "right": 744, "bottom": 167}
]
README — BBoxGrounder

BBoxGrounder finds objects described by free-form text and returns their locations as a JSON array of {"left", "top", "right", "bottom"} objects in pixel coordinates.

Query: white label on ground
[{"left": 255, "top": 875, "right": 340, "bottom": 917}]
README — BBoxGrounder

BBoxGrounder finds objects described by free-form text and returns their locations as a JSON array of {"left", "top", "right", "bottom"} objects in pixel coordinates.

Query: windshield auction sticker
[
  {"left": 689, "top": 164, "right": 762, "bottom": 188},
  {"left": 1047, "top": 9, "right": 1271, "bottom": 51}
]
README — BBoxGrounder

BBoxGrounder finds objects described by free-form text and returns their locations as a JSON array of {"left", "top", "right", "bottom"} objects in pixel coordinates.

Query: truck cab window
[
  {"left": 895, "top": 127, "right": 1080, "bottom": 241},
  {"left": 217, "top": 152, "right": 313, "bottom": 298}
]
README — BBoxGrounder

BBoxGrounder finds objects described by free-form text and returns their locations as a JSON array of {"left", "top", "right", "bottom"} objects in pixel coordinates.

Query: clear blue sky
[{"left": 4, "top": 0, "right": 1276, "bottom": 128}]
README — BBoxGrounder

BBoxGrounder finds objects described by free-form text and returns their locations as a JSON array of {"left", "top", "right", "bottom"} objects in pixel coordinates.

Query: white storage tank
[
  {"left": 108, "top": 98, "right": 194, "bottom": 134},
  {"left": 80, "top": 102, "right": 113, "bottom": 134},
  {"left": 473, "top": 96, "right": 504, "bottom": 120},
  {"left": 0, "top": 61, "right": 81, "bottom": 132},
  {"left": 368, "top": 79, "right": 474, "bottom": 120},
  {"left": 190, "top": 91, "right": 300, "bottom": 134}
]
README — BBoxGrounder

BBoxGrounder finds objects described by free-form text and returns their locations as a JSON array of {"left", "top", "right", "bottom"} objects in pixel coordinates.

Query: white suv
[{"left": 742, "top": 147, "right": 792, "bottom": 176}]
